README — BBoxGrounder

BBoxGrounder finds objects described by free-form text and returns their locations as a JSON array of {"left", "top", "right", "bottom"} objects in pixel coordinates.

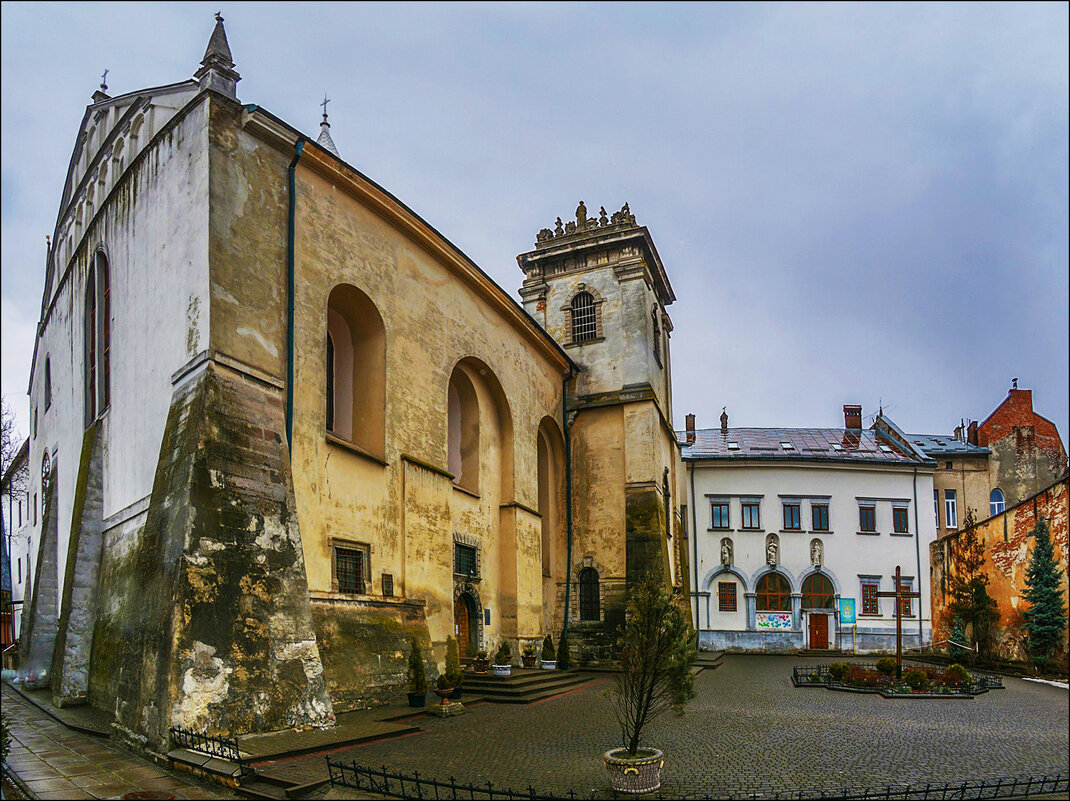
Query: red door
[{"left": 809, "top": 613, "right": 829, "bottom": 649}]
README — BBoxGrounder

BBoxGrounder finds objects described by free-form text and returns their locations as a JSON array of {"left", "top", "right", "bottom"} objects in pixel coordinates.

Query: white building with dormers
[{"left": 680, "top": 405, "right": 937, "bottom": 653}]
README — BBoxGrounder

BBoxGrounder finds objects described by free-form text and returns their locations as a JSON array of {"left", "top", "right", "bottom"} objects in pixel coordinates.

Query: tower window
[
  {"left": 570, "top": 292, "right": 597, "bottom": 343},
  {"left": 578, "top": 567, "right": 600, "bottom": 621},
  {"left": 990, "top": 488, "right": 1005, "bottom": 516}
]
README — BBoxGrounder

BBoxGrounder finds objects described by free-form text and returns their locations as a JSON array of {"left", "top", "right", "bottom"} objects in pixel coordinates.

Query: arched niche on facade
[
  {"left": 537, "top": 416, "right": 565, "bottom": 579},
  {"left": 447, "top": 357, "right": 513, "bottom": 499},
  {"left": 326, "top": 283, "right": 386, "bottom": 459}
]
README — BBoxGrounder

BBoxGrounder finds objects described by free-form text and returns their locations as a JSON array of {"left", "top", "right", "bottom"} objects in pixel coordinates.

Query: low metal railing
[
  {"left": 792, "top": 662, "right": 1002, "bottom": 694},
  {"left": 325, "top": 760, "right": 1067, "bottom": 801},
  {"left": 168, "top": 725, "right": 246, "bottom": 775}
]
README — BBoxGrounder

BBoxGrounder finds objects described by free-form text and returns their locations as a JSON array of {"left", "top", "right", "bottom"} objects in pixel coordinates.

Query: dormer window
[
  {"left": 780, "top": 442, "right": 793, "bottom": 451},
  {"left": 727, "top": 442, "right": 740, "bottom": 451},
  {"left": 879, "top": 444, "right": 893, "bottom": 453},
  {"left": 831, "top": 443, "right": 843, "bottom": 452}
]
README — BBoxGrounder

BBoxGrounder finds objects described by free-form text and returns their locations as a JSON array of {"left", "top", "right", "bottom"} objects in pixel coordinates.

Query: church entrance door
[
  {"left": 455, "top": 593, "right": 478, "bottom": 656},
  {"left": 808, "top": 612, "right": 829, "bottom": 649}
]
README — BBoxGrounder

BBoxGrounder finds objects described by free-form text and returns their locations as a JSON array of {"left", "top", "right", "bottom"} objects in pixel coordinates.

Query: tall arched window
[
  {"left": 570, "top": 291, "right": 597, "bottom": 343},
  {"left": 326, "top": 284, "right": 386, "bottom": 458},
  {"left": 990, "top": 488, "right": 1006, "bottom": 516},
  {"left": 756, "top": 572, "right": 791, "bottom": 611},
  {"left": 651, "top": 305, "right": 662, "bottom": 367},
  {"left": 84, "top": 250, "right": 111, "bottom": 425},
  {"left": 579, "top": 567, "right": 600, "bottom": 621},
  {"left": 447, "top": 368, "right": 480, "bottom": 492},
  {"left": 802, "top": 573, "right": 835, "bottom": 609},
  {"left": 44, "top": 357, "right": 52, "bottom": 410}
]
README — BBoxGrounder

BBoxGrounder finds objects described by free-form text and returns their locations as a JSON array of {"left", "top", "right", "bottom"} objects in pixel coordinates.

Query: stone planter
[
  {"left": 522, "top": 654, "right": 537, "bottom": 669},
  {"left": 407, "top": 691, "right": 427, "bottom": 708},
  {"left": 604, "top": 747, "right": 664, "bottom": 794},
  {"left": 432, "top": 687, "right": 455, "bottom": 705},
  {"left": 492, "top": 664, "right": 512, "bottom": 677},
  {"left": 540, "top": 660, "right": 556, "bottom": 670}
]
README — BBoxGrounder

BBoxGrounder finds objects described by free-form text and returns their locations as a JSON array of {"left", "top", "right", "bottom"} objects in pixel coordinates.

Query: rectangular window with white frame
[
  {"left": 892, "top": 505, "right": 909, "bottom": 534},
  {"left": 782, "top": 501, "right": 801, "bottom": 531},
  {"left": 933, "top": 489, "right": 939, "bottom": 527},
  {"left": 811, "top": 503, "right": 829, "bottom": 532},
  {"left": 944, "top": 489, "right": 957, "bottom": 529},
  {"left": 858, "top": 502, "right": 877, "bottom": 533},
  {"left": 740, "top": 499, "right": 761, "bottom": 530}
]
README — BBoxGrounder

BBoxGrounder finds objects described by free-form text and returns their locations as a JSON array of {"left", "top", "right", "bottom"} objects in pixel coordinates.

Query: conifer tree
[
  {"left": 948, "top": 508, "right": 999, "bottom": 660},
  {"left": 1021, "top": 518, "right": 1067, "bottom": 666}
]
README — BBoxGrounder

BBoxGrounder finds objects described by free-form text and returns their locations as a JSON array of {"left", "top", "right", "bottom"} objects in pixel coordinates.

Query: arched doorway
[{"left": 454, "top": 592, "right": 479, "bottom": 657}]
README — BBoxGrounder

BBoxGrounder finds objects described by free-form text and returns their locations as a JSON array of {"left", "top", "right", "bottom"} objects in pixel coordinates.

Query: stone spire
[
  {"left": 316, "top": 95, "right": 339, "bottom": 157},
  {"left": 194, "top": 12, "right": 241, "bottom": 99}
]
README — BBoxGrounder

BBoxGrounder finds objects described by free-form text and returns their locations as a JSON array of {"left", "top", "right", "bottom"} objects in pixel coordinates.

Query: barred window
[
  {"left": 570, "top": 292, "right": 597, "bottom": 343},
  {"left": 454, "top": 543, "right": 478, "bottom": 577},
  {"left": 717, "top": 581, "right": 737, "bottom": 612},
  {"left": 335, "top": 546, "right": 368, "bottom": 594},
  {"left": 579, "top": 567, "right": 600, "bottom": 620},
  {"left": 861, "top": 580, "right": 880, "bottom": 615}
]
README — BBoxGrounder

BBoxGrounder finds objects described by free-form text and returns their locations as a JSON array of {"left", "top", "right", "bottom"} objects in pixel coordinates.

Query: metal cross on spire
[
  {"left": 100, "top": 68, "right": 109, "bottom": 91},
  {"left": 321, "top": 94, "right": 331, "bottom": 121}
]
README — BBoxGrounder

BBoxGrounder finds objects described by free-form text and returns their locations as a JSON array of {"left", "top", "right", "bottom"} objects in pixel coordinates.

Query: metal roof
[
  {"left": 908, "top": 434, "right": 990, "bottom": 457},
  {"left": 680, "top": 427, "right": 927, "bottom": 465}
]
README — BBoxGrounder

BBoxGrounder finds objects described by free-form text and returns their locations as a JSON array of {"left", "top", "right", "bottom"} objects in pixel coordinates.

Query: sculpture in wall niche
[
  {"left": 810, "top": 539, "right": 823, "bottom": 567},
  {"left": 720, "top": 538, "right": 732, "bottom": 566},
  {"left": 765, "top": 534, "right": 779, "bottom": 566}
]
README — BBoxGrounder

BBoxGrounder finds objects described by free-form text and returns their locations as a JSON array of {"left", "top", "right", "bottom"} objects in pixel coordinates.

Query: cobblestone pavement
[
  {"left": 1, "top": 685, "right": 238, "bottom": 800},
  {"left": 313, "top": 656, "right": 1069, "bottom": 797}
]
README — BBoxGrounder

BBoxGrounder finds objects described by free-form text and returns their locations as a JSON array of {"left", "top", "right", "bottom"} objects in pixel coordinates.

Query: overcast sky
[{"left": 2, "top": 2, "right": 1067, "bottom": 446}]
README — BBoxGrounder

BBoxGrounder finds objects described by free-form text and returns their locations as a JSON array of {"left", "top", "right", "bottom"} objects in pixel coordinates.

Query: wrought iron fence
[
  {"left": 168, "top": 726, "right": 246, "bottom": 775},
  {"left": 792, "top": 662, "right": 1002, "bottom": 695},
  {"left": 326, "top": 759, "right": 1067, "bottom": 801}
]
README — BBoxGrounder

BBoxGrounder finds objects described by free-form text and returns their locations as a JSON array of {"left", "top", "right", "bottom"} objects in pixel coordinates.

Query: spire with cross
[
  {"left": 195, "top": 10, "right": 241, "bottom": 99},
  {"left": 316, "top": 93, "right": 339, "bottom": 157}
]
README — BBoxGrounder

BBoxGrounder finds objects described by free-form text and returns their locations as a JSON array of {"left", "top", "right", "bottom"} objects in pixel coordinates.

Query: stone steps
[{"left": 461, "top": 668, "right": 595, "bottom": 703}]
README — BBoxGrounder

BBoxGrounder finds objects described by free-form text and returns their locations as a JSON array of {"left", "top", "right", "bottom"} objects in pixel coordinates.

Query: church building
[{"left": 18, "top": 15, "right": 684, "bottom": 749}]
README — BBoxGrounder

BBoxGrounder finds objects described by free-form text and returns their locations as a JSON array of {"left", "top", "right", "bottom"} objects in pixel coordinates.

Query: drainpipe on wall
[
  {"left": 562, "top": 369, "right": 575, "bottom": 637},
  {"left": 913, "top": 465, "right": 923, "bottom": 646},
  {"left": 285, "top": 136, "right": 307, "bottom": 453},
  {"left": 689, "top": 460, "right": 700, "bottom": 631}
]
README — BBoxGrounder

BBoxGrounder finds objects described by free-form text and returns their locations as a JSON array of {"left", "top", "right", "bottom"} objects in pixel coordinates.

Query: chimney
[
  {"left": 967, "top": 420, "right": 978, "bottom": 446},
  {"left": 720, "top": 407, "right": 729, "bottom": 435},
  {"left": 843, "top": 404, "right": 862, "bottom": 430},
  {"left": 685, "top": 413, "right": 696, "bottom": 445}
]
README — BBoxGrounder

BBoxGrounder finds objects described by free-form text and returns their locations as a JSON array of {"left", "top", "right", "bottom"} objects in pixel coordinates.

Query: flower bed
[{"left": 793, "top": 661, "right": 1002, "bottom": 698}]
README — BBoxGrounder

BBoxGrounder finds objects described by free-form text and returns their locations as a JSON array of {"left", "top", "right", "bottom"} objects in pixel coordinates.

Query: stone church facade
[{"left": 18, "top": 16, "right": 685, "bottom": 749}]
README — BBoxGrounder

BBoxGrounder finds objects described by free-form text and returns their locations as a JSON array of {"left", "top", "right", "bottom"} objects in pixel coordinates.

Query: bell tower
[{"left": 517, "top": 202, "right": 684, "bottom": 649}]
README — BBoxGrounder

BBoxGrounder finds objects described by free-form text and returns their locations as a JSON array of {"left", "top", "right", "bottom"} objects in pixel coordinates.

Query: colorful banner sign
[
  {"left": 839, "top": 598, "right": 856, "bottom": 625},
  {"left": 756, "top": 612, "right": 792, "bottom": 630}
]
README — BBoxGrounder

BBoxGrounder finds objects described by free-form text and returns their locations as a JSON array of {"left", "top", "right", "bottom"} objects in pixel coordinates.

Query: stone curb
[{"left": 2, "top": 759, "right": 39, "bottom": 800}]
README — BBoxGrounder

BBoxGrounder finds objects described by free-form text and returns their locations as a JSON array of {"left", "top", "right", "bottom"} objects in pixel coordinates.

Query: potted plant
[
  {"left": 604, "top": 576, "right": 696, "bottom": 794},
  {"left": 432, "top": 673, "right": 455, "bottom": 706},
  {"left": 521, "top": 642, "right": 538, "bottom": 669},
  {"left": 556, "top": 629, "right": 570, "bottom": 670},
  {"left": 492, "top": 642, "right": 512, "bottom": 677},
  {"left": 540, "top": 634, "right": 556, "bottom": 670},
  {"left": 406, "top": 635, "right": 429, "bottom": 707},
  {"left": 445, "top": 636, "right": 464, "bottom": 700},
  {"left": 473, "top": 649, "right": 490, "bottom": 674}
]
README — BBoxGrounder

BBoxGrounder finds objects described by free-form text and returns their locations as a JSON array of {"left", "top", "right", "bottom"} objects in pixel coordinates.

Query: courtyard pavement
[
  {"left": 307, "top": 655, "right": 1070, "bottom": 798},
  {"left": 1, "top": 684, "right": 238, "bottom": 800}
]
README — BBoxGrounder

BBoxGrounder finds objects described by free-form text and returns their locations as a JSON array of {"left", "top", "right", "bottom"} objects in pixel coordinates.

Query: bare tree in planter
[{"left": 604, "top": 576, "right": 696, "bottom": 793}]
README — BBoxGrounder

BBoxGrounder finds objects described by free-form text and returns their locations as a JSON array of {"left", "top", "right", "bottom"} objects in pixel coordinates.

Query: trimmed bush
[
  {"left": 406, "top": 636, "right": 429, "bottom": 695},
  {"left": 827, "top": 662, "right": 850, "bottom": 681},
  {"left": 557, "top": 629, "right": 571, "bottom": 670},
  {"left": 493, "top": 641, "right": 512, "bottom": 666},
  {"left": 844, "top": 665, "right": 882, "bottom": 687},
  {"left": 444, "top": 636, "right": 463, "bottom": 687},
  {"left": 875, "top": 656, "right": 897, "bottom": 676},
  {"left": 943, "top": 663, "right": 969, "bottom": 686},
  {"left": 903, "top": 668, "right": 929, "bottom": 690},
  {"left": 542, "top": 634, "right": 555, "bottom": 661}
]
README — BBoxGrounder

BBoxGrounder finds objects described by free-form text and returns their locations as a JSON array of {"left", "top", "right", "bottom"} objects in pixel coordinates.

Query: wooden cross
[{"left": 876, "top": 565, "right": 921, "bottom": 679}]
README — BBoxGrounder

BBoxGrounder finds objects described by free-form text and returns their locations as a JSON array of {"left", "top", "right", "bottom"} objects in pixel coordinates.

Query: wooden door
[
  {"left": 809, "top": 613, "right": 829, "bottom": 649},
  {"left": 455, "top": 596, "right": 469, "bottom": 652}
]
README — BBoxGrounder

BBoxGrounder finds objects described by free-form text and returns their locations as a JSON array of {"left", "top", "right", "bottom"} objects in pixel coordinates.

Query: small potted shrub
[
  {"left": 875, "top": 656, "right": 897, "bottom": 677},
  {"left": 903, "top": 668, "right": 929, "bottom": 692},
  {"left": 492, "top": 642, "right": 513, "bottom": 677},
  {"left": 556, "top": 629, "right": 571, "bottom": 670},
  {"left": 433, "top": 673, "right": 455, "bottom": 706},
  {"left": 604, "top": 577, "right": 696, "bottom": 794},
  {"left": 827, "top": 663, "right": 849, "bottom": 682},
  {"left": 521, "top": 642, "right": 538, "bottom": 669},
  {"left": 406, "top": 635, "right": 429, "bottom": 707},
  {"left": 540, "top": 634, "right": 556, "bottom": 670},
  {"left": 445, "top": 636, "right": 464, "bottom": 700},
  {"left": 473, "top": 650, "right": 490, "bottom": 674}
]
